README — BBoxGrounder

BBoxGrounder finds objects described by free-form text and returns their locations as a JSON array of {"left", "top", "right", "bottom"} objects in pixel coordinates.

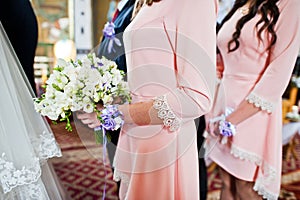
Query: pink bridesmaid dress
[
  {"left": 112, "top": 0, "right": 218, "bottom": 199},
  {"left": 207, "top": 0, "right": 300, "bottom": 199}
]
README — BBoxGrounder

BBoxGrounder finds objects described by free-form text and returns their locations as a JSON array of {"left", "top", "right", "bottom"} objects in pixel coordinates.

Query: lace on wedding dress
[
  {"left": 1, "top": 180, "right": 50, "bottom": 200},
  {"left": 0, "top": 22, "right": 62, "bottom": 199},
  {"left": 0, "top": 153, "right": 41, "bottom": 194},
  {"left": 0, "top": 131, "right": 62, "bottom": 196},
  {"left": 32, "top": 131, "right": 62, "bottom": 162}
]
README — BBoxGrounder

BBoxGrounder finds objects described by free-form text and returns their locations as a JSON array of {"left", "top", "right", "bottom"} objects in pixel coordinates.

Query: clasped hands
[
  {"left": 207, "top": 107, "right": 236, "bottom": 138},
  {"left": 207, "top": 115, "right": 225, "bottom": 137}
]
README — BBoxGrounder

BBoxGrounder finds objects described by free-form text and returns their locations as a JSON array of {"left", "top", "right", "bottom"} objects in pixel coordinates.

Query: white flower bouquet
[{"left": 33, "top": 53, "right": 130, "bottom": 132}]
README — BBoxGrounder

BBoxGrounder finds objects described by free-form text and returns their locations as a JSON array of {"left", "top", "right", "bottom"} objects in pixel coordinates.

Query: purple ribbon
[
  {"left": 102, "top": 128, "right": 108, "bottom": 200},
  {"left": 102, "top": 22, "right": 121, "bottom": 53},
  {"left": 94, "top": 126, "right": 108, "bottom": 200},
  {"left": 95, "top": 105, "right": 124, "bottom": 199}
]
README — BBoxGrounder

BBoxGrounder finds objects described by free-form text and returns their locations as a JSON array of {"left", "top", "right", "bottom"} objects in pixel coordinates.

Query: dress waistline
[
  {"left": 130, "top": 92, "right": 155, "bottom": 102},
  {"left": 224, "top": 73, "right": 260, "bottom": 82}
]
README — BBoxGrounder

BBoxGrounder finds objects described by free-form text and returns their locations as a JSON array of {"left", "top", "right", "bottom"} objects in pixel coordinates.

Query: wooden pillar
[{"left": 92, "top": 0, "right": 110, "bottom": 48}]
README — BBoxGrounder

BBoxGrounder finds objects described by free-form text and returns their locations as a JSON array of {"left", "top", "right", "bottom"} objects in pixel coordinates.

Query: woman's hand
[
  {"left": 76, "top": 104, "right": 103, "bottom": 129},
  {"left": 207, "top": 120, "right": 220, "bottom": 137}
]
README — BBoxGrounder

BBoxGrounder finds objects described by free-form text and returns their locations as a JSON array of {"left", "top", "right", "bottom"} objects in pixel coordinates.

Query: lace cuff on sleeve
[
  {"left": 246, "top": 92, "right": 274, "bottom": 113},
  {"left": 153, "top": 95, "right": 181, "bottom": 131}
]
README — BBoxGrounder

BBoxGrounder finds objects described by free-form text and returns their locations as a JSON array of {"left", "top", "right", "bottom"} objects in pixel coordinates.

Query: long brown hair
[
  {"left": 218, "top": 0, "right": 280, "bottom": 53},
  {"left": 132, "top": 0, "right": 161, "bottom": 19}
]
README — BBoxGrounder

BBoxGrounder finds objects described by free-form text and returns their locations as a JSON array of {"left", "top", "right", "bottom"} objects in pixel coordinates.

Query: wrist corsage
[
  {"left": 94, "top": 104, "right": 124, "bottom": 143},
  {"left": 98, "top": 105, "right": 124, "bottom": 131},
  {"left": 219, "top": 119, "right": 236, "bottom": 137},
  {"left": 209, "top": 107, "right": 236, "bottom": 137}
]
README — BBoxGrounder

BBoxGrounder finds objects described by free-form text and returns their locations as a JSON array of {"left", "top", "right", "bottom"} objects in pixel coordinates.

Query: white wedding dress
[{"left": 0, "top": 22, "right": 65, "bottom": 199}]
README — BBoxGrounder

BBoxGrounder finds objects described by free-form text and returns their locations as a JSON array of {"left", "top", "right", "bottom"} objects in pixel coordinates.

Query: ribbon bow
[{"left": 102, "top": 22, "right": 122, "bottom": 53}]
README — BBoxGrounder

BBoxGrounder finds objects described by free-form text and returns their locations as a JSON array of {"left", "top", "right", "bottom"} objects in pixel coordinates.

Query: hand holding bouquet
[{"left": 33, "top": 53, "right": 130, "bottom": 137}]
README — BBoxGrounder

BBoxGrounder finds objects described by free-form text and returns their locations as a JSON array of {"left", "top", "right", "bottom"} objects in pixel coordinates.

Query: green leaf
[
  {"left": 65, "top": 119, "right": 73, "bottom": 132},
  {"left": 53, "top": 66, "right": 63, "bottom": 72},
  {"left": 94, "top": 129, "right": 104, "bottom": 144},
  {"left": 52, "top": 83, "right": 61, "bottom": 91},
  {"left": 94, "top": 129, "right": 112, "bottom": 144}
]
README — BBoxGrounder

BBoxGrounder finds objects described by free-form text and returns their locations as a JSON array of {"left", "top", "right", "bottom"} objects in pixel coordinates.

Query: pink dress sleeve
[
  {"left": 247, "top": 0, "right": 300, "bottom": 113},
  {"left": 155, "top": 0, "right": 217, "bottom": 131}
]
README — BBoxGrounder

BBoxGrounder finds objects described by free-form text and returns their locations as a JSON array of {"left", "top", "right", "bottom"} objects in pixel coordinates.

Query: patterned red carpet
[
  {"left": 49, "top": 121, "right": 118, "bottom": 200},
  {"left": 50, "top": 121, "right": 300, "bottom": 200}
]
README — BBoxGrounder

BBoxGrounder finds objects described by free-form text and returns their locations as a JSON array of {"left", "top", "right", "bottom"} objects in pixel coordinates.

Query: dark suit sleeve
[{"left": 0, "top": 0, "right": 38, "bottom": 94}]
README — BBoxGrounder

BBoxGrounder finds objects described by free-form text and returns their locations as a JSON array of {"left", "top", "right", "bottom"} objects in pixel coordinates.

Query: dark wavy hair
[
  {"left": 218, "top": 0, "right": 280, "bottom": 53},
  {"left": 145, "top": 0, "right": 161, "bottom": 5},
  {"left": 132, "top": 0, "right": 162, "bottom": 18}
]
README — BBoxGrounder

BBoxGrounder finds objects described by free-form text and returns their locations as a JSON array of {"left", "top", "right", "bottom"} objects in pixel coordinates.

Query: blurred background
[
  {"left": 31, "top": 0, "right": 116, "bottom": 96},
  {"left": 11, "top": 0, "right": 300, "bottom": 199}
]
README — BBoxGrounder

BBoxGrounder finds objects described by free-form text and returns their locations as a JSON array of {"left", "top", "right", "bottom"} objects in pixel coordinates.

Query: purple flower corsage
[
  {"left": 94, "top": 104, "right": 124, "bottom": 144},
  {"left": 219, "top": 120, "right": 236, "bottom": 137},
  {"left": 102, "top": 22, "right": 121, "bottom": 53},
  {"left": 99, "top": 104, "right": 124, "bottom": 131}
]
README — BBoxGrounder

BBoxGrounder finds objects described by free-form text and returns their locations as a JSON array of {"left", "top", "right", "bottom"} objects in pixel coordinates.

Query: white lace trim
[
  {"left": 254, "top": 179, "right": 278, "bottom": 200},
  {"left": 113, "top": 169, "right": 130, "bottom": 200},
  {"left": 230, "top": 144, "right": 278, "bottom": 200},
  {"left": 113, "top": 169, "right": 130, "bottom": 185},
  {"left": 231, "top": 144, "right": 262, "bottom": 165},
  {"left": 246, "top": 92, "right": 274, "bottom": 113},
  {"left": 1, "top": 181, "right": 48, "bottom": 200},
  {"left": 0, "top": 131, "right": 61, "bottom": 194},
  {"left": 0, "top": 153, "right": 41, "bottom": 194},
  {"left": 153, "top": 95, "right": 181, "bottom": 131},
  {"left": 31, "top": 131, "right": 62, "bottom": 162},
  {"left": 112, "top": 157, "right": 130, "bottom": 185}
]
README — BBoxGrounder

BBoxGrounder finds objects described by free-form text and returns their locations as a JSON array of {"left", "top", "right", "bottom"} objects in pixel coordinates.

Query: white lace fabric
[
  {"left": 246, "top": 92, "right": 274, "bottom": 113},
  {"left": 33, "top": 131, "right": 62, "bottom": 162},
  {"left": 0, "top": 154, "right": 41, "bottom": 194},
  {"left": 0, "top": 130, "right": 62, "bottom": 195},
  {"left": 153, "top": 95, "right": 181, "bottom": 131},
  {"left": 230, "top": 144, "right": 278, "bottom": 200},
  {"left": 1, "top": 180, "right": 50, "bottom": 200},
  {"left": 113, "top": 158, "right": 130, "bottom": 200},
  {"left": 0, "top": 22, "right": 62, "bottom": 199},
  {"left": 254, "top": 179, "right": 278, "bottom": 200},
  {"left": 113, "top": 169, "right": 130, "bottom": 185}
]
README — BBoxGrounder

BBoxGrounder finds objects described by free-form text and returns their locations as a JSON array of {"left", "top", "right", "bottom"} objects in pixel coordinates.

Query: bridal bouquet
[{"left": 33, "top": 53, "right": 130, "bottom": 135}]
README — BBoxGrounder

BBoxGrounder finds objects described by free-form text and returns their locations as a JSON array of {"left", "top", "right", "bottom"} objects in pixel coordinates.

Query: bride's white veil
[{"left": 0, "top": 22, "right": 63, "bottom": 199}]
